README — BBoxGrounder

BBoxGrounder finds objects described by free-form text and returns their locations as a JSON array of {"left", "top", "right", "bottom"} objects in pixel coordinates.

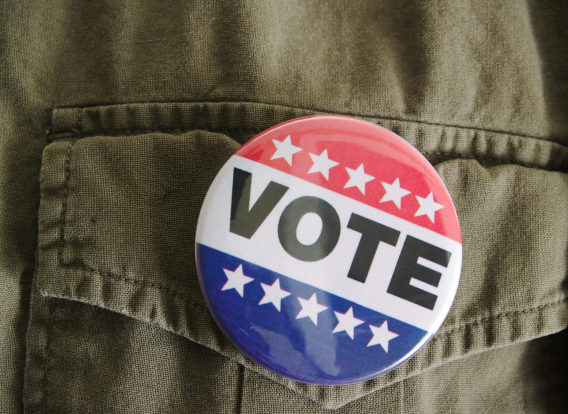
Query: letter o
[{"left": 277, "top": 196, "right": 341, "bottom": 262}]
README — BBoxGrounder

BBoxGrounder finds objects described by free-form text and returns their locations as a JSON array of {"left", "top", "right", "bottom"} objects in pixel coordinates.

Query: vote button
[{"left": 195, "top": 115, "right": 462, "bottom": 385}]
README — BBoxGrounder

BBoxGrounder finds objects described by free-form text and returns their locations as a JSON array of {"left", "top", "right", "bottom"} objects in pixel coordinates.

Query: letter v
[{"left": 230, "top": 168, "right": 289, "bottom": 239}]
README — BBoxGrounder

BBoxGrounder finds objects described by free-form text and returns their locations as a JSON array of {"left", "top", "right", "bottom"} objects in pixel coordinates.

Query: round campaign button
[{"left": 195, "top": 115, "right": 462, "bottom": 385}]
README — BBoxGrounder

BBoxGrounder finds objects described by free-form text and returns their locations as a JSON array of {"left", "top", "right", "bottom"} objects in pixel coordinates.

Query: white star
[
  {"left": 271, "top": 135, "right": 302, "bottom": 166},
  {"left": 332, "top": 307, "right": 364, "bottom": 340},
  {"left": 367, "top": 321, "right": 399, "bottom": 352},
  {"left": 221, "top": 264, "right": 254, "bottom": 297},
  {"left": 380, "top": 178, "right": 411, "bottom": 209},
  {"left": 344, "top": 164, "right": 375, "bottom": 195},
  {"left": 414, "top": 192, "right": 444, "bottom": 223},
  {"left": 258, "top": 278, "right": 291, "bottom": 311},
  {"left": 295, "top": 293, "right": 328, "bottom": 325},
  {"left": 307, "top": 149, "right": 339, "bottom": 180}
]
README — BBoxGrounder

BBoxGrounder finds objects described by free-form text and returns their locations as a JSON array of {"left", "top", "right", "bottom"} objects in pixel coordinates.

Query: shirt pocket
[{"left": 28, "top": 102, "right": 568, "bottom": 411}]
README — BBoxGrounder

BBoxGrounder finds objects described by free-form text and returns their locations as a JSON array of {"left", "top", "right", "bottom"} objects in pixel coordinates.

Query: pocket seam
[
  {"left": 50, "top": 102, "right": 568, "bottom": 147},
  {"left": 50, "top": 130, "right": 568, "bottom": 174},
  {"left": 57, "top": 140, "right": 568, "bottom": 343}
]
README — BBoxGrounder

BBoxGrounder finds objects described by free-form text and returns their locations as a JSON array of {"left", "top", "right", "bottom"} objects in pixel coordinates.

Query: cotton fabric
[{"left": 1, "top": 1, "right": 567, "bottom": 412}]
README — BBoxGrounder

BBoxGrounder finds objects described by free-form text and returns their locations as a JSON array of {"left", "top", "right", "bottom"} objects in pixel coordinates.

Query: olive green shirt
[{"left": 1, "top": 0, "right": 567, "bottom": 412}]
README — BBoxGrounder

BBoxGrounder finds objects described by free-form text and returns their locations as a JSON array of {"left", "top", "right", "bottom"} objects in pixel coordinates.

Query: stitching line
[
  {"left": 42, "top": 300, "right": 53, "bottom": 412},
  {"left": 60, "top": 255, "right": 568, "bottom": 343},
  {"left": 60, "top": 262, "right": 209, "bottom": 313},
  {"left": 433, "top": 297, "right": 568, "bottom": 340},
  {"left": 47, "top": 128, "right": 265, "bottom": 142},
  {"left": 422, "top": 152, "right": 564, "bottom": 171},
  {"left": 46, "top": 130, "right": 568, "bottom": 173},
  {"left": 42, "top": 102, "right": 56, "bottom": 412},
  {"left": 52, "top": 100, "right": 567, "bottom": 145},
  {"left": 46, "top": 125, "right": 568, "bottom": 147},
  {"left": 48, "top": 106, "right": 567, "bottom": 173},
  {"left": 58, "top": 143, "right": 73, "bottom": 266},
  {"left": 56, "top": 142, "right": 568, "bottom": 343}
]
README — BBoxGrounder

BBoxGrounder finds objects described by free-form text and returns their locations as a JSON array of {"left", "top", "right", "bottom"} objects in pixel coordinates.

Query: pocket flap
[{"left": 35, "top": 104, "right": 568, "bottom": 409}]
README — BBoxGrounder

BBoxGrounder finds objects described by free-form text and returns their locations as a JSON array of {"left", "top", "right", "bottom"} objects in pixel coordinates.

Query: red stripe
[{"left": 236, "top": 116, "right": 461, "bottom": 243}]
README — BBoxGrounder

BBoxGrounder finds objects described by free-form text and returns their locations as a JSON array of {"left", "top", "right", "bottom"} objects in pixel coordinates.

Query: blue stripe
[{"left": 197, "top": 243, "right": 428, "bottom": 385}]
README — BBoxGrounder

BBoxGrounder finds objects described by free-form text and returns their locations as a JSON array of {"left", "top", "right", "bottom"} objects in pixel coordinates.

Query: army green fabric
[{"left": 1, "top": 0, "right": 567, "bottom": 412}]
